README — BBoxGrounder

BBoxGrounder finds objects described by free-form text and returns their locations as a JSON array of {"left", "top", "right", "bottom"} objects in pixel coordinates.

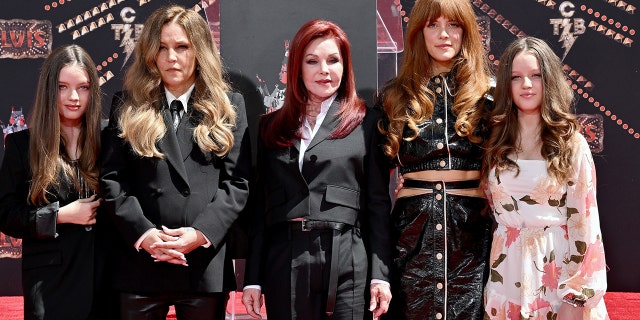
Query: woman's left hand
[
  {"left": 369, "top": 283, "right": 392, "bottom": 319},
  {"left": 150, "top": 226, "right": 208, "bottom": 264}
]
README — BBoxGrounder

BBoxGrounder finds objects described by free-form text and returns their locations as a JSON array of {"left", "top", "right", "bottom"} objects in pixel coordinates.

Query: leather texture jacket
[{"left": 397, "top": 73, "right": 490, "bottom": 173}]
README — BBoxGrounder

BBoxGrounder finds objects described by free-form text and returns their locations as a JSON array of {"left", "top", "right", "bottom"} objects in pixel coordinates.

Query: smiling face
[
  {"left": 510, "top": 52, "right": 543, "bottom": 116},
  {"left": 423, "top": 16, "right": 463, "bottom": 74},
  {"left": 57, "top": 64, "right": 90, "bottom": 126},
  {"left": 301, "top": 37, "right": 343, "bottom": 103},
  {"left": 156, "top": 22, "right": 197, "bottom": 97}
]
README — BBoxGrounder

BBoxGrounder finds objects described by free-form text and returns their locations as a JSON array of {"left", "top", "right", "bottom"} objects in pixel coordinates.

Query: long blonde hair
[
  {"left": 380, "top": 0, "right": 491, "bottom": 159},
  {"left": 483, "top": 37, "right": 578, "bottom": 183},
  {"left": 118, "top": 5, "right": 235, "bottom": 158},
  {"left": 28, "top": 44, "right": 102, "bottom": 204}
]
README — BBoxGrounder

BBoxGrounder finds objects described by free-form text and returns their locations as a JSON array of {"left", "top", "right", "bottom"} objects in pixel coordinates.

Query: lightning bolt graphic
[
  {"left": 559, "top": 19, "right": 577, "bottom": 61},
  {"left": 119, "top": 24, "right": 135, "bottom": 69}
]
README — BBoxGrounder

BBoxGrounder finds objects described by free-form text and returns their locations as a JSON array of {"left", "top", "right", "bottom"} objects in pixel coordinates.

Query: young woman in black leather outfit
[{"left": 378, "top": 0, "right": 494, "bottom": 319}]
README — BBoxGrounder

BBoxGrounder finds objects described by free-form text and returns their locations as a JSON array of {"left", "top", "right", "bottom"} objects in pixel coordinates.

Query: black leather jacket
[{"left": 397, "top": 72, "right": 491, "bottom": 173}]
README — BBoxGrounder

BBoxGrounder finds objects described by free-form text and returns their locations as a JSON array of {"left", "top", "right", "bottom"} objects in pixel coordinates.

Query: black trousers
[
  {"left": 119, "top": 291, "right": 228, "bottom": 320},
  {"left": 262, "top": 225, "right": 369, "bottom": 320}
]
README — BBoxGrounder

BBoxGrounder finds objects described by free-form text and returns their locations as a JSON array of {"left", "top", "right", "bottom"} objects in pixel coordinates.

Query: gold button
[
  {"left": 436, "top": 313, "right": 443, "bottom": 319},
  {"left": 435, "top": 77, "right": 441, "bottom": 84},
  {"left": 435, "top": 194, "right": 442, "bottom": 200},
  {"left": 436, "top": 253, "right": 443, "bottom": 260},
  {"left": 436, "top": 183, "right": 442, "bottom": 190},
  {"left": 436, "top": 87, "right": 442, "bottom": 94},
  {"left": 439, "top": 160, "right": 446, "bottom": 167},
  {"left": 437, "top": 282, "right": 443, "bottom": 289},
  {"left": 436, "top": 118, "right": 443, "bottom": 124},
  {"left": 437, "top": 142, "right": 444, "bottom": 149},
  {"left": 436, "top": 223, "right": 443, "bottom": 230}
]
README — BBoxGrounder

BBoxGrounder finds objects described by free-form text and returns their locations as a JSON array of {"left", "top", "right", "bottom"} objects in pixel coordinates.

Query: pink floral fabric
[{"left": 484, "top": 134, "right": 609, "bottom": 319}]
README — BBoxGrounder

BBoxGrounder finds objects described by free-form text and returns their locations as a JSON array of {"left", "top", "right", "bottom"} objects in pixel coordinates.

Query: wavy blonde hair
[
  {"left": 118, "top": 5, "right": 235, "bottom": 158},
  {"left": 28, "top": 44, "right": 102, "bottom": 204},
  {"left": 483, "top": 37, "right": 578, "bottom": 184},
  {"left": 380, "top": 0, "right": 491, "bottom": 159}
]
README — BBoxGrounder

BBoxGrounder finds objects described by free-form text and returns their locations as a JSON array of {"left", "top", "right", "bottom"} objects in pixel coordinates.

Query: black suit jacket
[
  {"left": 100, "top": 90, "right": 251, "bottom": 293},
  {"left": 245, "top": 101, "right": 392, "bottom": 286},
  {"left": 0, "top": 130, "right": 98, "bottom": 319}
]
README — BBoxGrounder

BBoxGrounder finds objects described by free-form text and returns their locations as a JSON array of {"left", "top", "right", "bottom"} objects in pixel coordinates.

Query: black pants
[
  {"left": 262, "top": 225, "right": 368, "bottom": 320},
  {"left": 119, "top": 291, "right": 228, "bottom": 320}
]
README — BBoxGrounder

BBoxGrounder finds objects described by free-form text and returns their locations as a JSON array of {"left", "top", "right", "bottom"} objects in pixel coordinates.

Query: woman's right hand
[
  {"left": 56, "top": 194, "right": 101, "bottom": 225},
  {"left": 242, "top": 288, "right": 263, "bottom": 319}
]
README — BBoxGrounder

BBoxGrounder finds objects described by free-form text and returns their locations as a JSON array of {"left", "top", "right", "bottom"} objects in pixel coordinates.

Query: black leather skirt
[{"left": 385, "top": 181, "right": 493, "bottom": 320}]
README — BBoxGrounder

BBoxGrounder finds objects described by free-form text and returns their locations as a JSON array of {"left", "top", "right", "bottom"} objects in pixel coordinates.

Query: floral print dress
[{"left": 484, "top": 134, "right": 609, "bottom": 320}]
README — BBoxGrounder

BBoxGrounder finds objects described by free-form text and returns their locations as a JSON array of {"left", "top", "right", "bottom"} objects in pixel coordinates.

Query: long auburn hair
[
  {"left": 380, "top": 0, "right": 491, "bottom": 159},
  {"left": 118, "top": 5, "right": 235, "bottom": 158},
  {"left": 260, "top": 19, "right": 365, "bottom": 149},
  {"left": 482, "top": 36, "right": 579, "bottom": 184},
  {"left": 28, "top": 44, "right": 102, "bottom": 205}
]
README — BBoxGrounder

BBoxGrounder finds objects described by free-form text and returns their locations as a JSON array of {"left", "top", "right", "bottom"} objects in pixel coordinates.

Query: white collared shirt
[
  {"left": 165, "top": 84, "right": 195, "bottom": 114},
  {"left": 298, "top": 93, "right": 337, "bottom": 171}
]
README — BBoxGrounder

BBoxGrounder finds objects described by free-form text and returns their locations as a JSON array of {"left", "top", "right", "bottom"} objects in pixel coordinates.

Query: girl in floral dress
[{"left": 482, "top": 37, "right": 609, "bottom": 319}]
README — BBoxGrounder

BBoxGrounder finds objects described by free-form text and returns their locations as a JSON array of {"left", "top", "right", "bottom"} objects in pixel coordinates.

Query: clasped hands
[{"left": 141, "top": 226, "right": 207, "bottom": 266}]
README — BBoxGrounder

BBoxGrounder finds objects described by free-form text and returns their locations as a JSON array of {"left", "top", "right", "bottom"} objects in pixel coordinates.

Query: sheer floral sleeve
[{"left": 558, "top": 133, "right": 607, "bottom": 309}]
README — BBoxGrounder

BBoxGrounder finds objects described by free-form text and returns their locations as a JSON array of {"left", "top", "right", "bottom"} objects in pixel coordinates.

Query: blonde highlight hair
[
  {"left": 118, "top": 5, "right": 235, "bottom": 158},
  {"left": 380, "top": 0, "right": 491, "bottom": 159},
  {"left": 28, "top": 44, "right": 102, "bottom": 204},
  {"left": 483, "top": 36, "right": 578, "bottom": 184}
]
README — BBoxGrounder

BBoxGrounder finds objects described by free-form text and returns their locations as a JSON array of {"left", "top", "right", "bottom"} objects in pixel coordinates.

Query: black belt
[
  {"left": 403, "top": 178, "right": 480, "bottom": 189},
  {"left": 288, "top": 219, "right": 349, "bottom": 232},
  {"left": 287, "top": 219, "right": 350, "bottom": 316}
]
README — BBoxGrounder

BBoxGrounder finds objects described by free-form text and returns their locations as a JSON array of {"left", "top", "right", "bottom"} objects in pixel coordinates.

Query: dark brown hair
[
  {"left": 28, "top": 44, "right": 102, "bottom": 204},
  {"left": 483, "top": 36, "right": 579, "bottom": 183}
]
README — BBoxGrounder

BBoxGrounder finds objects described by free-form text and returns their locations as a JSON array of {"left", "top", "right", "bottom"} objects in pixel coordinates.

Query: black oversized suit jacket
[
  {"left": 100, "top": 91, "right": 251, "bottom": 293},
  {"left": 0, "top": 130, "right": 98, "bottom": 318},
  {"left": 244, "top": 101, "right": 392, "bottom": 286}
]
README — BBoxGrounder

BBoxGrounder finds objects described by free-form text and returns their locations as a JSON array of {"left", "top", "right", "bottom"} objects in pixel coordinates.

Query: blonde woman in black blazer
[
  {"left": 99, "top": 6, "right": 251, "bottom": 320},
  {"left": 242, "top": 20, "right": 392, "bottom": 320}
]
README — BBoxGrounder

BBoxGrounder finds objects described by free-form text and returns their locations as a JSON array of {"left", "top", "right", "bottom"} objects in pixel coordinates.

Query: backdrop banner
[{"left": 0, "top": 0, "right": 639, "bottom": 296}]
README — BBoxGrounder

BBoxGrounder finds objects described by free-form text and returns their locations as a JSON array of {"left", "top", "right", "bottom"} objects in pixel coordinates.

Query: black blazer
[
  {"left": 0, "top": 130, "right": 98, "bottom": 319},
  {"left": 245, "top": 101, "right": 392, "bottom": 286},
  {"left": 100, "top": 90, "right": 251, "bottom": 293}
]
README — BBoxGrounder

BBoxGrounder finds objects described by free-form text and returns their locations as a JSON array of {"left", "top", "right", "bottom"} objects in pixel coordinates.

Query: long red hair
[{"left": 261, "top": 19, "right": 365, "bottom": 149}]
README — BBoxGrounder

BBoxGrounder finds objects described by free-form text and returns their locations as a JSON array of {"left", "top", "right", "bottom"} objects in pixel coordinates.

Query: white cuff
[
  {"left": 243, "top": 285, "right": 262, "bottom": 291},
  {"left": 134, "top": 228, "right": 156, "bottom": 251},
  {"left": 370, "top": 279, "right": 390, "bottom": 287}
]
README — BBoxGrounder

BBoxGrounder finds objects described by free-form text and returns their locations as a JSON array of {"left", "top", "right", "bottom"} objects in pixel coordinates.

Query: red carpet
[
  {"left": 0, "top": 292, "right": 635, "bottom": 319},
  {"left": 0, "top": 291, "right": 266, "bottom": 320}
]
